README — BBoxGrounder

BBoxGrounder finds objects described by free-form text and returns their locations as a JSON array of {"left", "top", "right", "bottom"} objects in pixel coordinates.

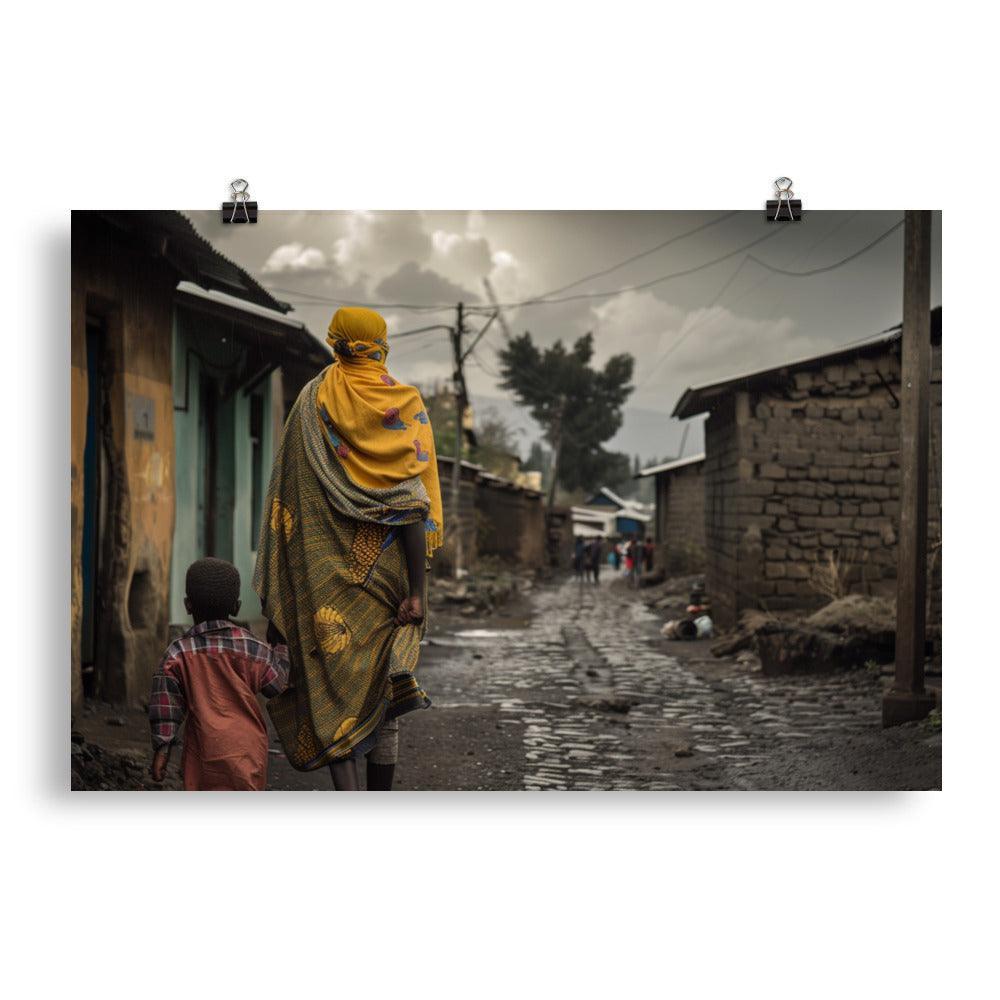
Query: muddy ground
[{"left": 73, "top": 570, "right": 941, "bottom": 791}]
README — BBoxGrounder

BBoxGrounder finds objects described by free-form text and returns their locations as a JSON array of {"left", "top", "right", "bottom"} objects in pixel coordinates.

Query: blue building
[{"left": 575, "top": 487, "right": 654, "bottom": 539}]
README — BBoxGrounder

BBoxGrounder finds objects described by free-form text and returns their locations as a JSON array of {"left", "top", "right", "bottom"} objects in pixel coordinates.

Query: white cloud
[
  {"left": 487, "top": 249, "right": 527, "bottom": 307},
  {"left": 427, "top": 216, "right": 527, "bottom": 308},
  {"left": 261, "top": 242, "right": 328, "bottom": 274},
  {"left": 332, "top": 211, "right": 432, "bottom": 285},
  {"left": 429, "top": 229, "right": 493, "bottom": 286},
  {"left": 588, "top": 289, "right": 810, "bottom": 410},
  {"left": 589, "top": 290, "right": 686, "bottom": 364}
]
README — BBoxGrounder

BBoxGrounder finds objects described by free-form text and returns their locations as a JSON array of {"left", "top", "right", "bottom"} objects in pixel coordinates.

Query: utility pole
[
  {"left": 546, "top": 395, "right": 566, "bottom": 512},
  {"left": 450, "top": 302, "right": 467, "bottom": 579},
  {"left": 883, "top": 210, "right": 936, "bottom": 727}
]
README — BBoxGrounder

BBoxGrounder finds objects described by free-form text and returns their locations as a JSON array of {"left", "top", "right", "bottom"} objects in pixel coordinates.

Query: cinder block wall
[
  {"left": 703, "top": 396, "right": 743, "bottom": 627},
  {"left": 703, "top": 343, "right": 942, "bottom": 631},
  {"left": 434, "top": 459, "right": 478, "bottom": 576},
  {"left": 658, "top": 464, "right": 706, "bottom": 576},
  {"left": 476, "top": 483, "right": 546, "bottom": 568}
]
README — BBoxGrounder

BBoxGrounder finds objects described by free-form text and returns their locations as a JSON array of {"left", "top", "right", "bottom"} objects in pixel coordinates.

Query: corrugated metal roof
[
  {"left": 92, "top": 210, "right": 290, "bottom": 314},
  {"left": 637, "top": 452, "right": 706, "bottom": 478},
  {"left": 175, "top": 283, "right": 329, "bottom": 369},
  {"left": 176, "top": 281, "right": 306, "bottom": 329}
]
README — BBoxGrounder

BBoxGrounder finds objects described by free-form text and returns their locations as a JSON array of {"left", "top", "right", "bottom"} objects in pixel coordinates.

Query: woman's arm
[{"left": 396, "top": 521, "right": 426, "bottom": 625}]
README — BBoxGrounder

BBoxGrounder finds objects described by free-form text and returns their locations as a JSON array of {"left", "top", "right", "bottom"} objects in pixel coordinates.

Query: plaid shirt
[{"left": 149, "top": 620, "right": 290, "bottom": 751}]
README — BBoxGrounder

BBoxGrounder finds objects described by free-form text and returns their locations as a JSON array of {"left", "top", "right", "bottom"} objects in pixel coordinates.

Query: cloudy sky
[{"left": 188, "top": 210, "right": 942, "bottom": 464}]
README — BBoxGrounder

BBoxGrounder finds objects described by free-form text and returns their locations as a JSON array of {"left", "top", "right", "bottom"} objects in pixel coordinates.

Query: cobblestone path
[{"left": 412, "top": 576, "right": 940, "bottom": 791}]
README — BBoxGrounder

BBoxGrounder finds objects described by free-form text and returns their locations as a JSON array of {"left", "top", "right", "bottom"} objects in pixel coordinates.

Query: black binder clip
[
  {"left": 222, "top": 178, "right": 257, "bottom": 224},
  {"left": 766, "top": 177, "right": 802, "bottom": 221}
]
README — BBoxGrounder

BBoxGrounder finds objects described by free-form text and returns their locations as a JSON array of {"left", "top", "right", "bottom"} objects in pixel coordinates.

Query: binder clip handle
[
  {"left": 222, "top": 178, "right": 258, "bottom": 224},
  {"left": 766, "top": 176, "right": 802, "bottom": 222}
]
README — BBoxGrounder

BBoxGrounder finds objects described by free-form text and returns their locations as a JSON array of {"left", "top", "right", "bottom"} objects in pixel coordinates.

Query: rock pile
[
  {"left": 71, "top": 732, "right": 178, "bottom": 791},
  {"left": 430, "top": 567, "right": 533, "bottom": 617}
]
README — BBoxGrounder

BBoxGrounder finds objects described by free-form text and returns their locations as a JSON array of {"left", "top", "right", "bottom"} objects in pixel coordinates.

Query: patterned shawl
[
  {"left": 252, "top": 375, "right": 431, "bottom": 768},
  {"left": 316, "top": 307, "right": 443, "bottom": 556}
]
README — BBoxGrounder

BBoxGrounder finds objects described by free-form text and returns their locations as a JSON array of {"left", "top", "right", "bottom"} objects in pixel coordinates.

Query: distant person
[
  {"left": 573, "top": 536, "right": 586, "bottom": 581},
  {"left": 611, "top": 542, "right": 621, "bottom": 572},
  {"left": 148, "top": 558, "right": 290, "bottom": 790},
  {"left": 630, "top": 535, "right": 642, "bottom": 587},
  {"left": 624, "top": 539, "right": 634, "bottom": 582},
  {"left": 590, "top": 536, "right": 603, "bottom": 584}
]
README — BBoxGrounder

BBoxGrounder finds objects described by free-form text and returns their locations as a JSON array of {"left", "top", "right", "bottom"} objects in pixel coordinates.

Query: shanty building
[
  {"left": 434, "top": 456, "right": 481, "bottom": 576},
  {"left": 169, "top": 282, "right": 328, "bottom": 628},
  {"left": 671, "top": 307, "right": 942, "bottom": 633},
  {"left": 71, "top": 211, "right": 326, "bottom": 709},
  {"left": 475, "top": 472, "right": 547, "bottom": 567},
  {"left": 636, "top": 454, "right": 706, "bottom": 575}
]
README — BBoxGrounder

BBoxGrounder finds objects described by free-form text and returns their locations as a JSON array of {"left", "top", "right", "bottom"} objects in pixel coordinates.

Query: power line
[
  {"left": 632, "top": 213, "right": 873, "bottom": 394},
  {"left": 268, "top": 215, "right": 902, "bottom": 320},
  {"left": 713, "top": 210, "right": 861, "bottom": 317},
  {"left": 266, "top": 212, "right": 741, "bottom": 314},
  {"left": 484, "top": 227, "right": 788, "bottom": 308},
  {"left": 393, "top": 322, "right": 454, "bottom": 339},
  {"left": 267, "top": 286, "right": 464, "bottom": 314},
  {"left": 484, "top": 217, "right": 905, "bottom": 310},
  {"left": 745, "top": 218, "right": 903, "bottom": 276},
  {"left": 634, "top": 255, "right": 751, "bottom": 390},
  {"left": 523, "top": 211, "right": 740, "bottom": 301}
]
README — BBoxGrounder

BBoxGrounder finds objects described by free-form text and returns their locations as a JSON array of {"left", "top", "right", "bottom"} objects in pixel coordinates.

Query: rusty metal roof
[{"left": 91, "top": 210, "right": 289, "bottom": 314}]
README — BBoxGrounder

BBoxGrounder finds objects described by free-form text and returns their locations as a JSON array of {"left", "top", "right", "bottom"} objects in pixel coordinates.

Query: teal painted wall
[{"left": 169, "top": 312, "right": 275, "bottom": 625}]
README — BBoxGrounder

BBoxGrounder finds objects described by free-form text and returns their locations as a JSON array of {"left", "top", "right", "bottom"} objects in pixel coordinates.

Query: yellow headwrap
[{"left": 316, "top": 307, "right": 443, "bottom": 556}]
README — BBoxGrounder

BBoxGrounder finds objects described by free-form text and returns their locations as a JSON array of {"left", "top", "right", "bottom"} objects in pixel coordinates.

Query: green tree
[
  {"left": 600, "top": 451, "right": 634, "bottom": 498},
  {"left": 497, "top": 331, "right": 634, "bottom": 508},
  {"left": 523, "top": 440, "right": 550, "bottom": 473}
]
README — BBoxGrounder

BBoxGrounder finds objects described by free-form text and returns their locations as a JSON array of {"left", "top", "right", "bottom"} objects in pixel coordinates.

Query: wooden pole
[
  {"left": 450, "top": 302, "right": 465, "bottom": 579},
  {"left": 883, "top": 210, "right": 936, "bottom": 726}
]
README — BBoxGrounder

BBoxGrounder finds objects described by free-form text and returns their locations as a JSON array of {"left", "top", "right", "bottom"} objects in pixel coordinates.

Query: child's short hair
[{"left": 185, "top": 558, "right": 240, "bottom": 620}]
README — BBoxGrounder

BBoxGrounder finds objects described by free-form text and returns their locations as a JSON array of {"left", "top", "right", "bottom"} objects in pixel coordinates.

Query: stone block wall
[
  {"left": 656, "top": 462, "right": 706, "bottom": 576},
  {"left": 703, "top": 342, "right": 942, "bottom": 632},
  {"left": 475, "top": 480, "right": 546, "bottom": 568},
  {"left": 704, "top": 395, "right": 743, "bottom": 627},
  {"left": 434, "top": 457, "right": 479, "bottom": 576}
]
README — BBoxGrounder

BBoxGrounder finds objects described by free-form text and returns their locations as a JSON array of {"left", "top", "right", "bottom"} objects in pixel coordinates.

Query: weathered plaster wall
[{"left": 71, "top": 216, "right": 176, "bottom": 708}]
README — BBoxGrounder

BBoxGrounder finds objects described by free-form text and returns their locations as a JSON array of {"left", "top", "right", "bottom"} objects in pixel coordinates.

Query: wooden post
[
  {"left": 450, "top": 303, "right": 465, "bottom": 579},
  {"left": 883, "top": 210, "right": 936, "bottom": 726}
]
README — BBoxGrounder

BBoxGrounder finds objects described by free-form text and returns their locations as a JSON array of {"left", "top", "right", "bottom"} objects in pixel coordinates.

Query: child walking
[{"left": 148, "top": 558, "right": 290, "bottom": 791}]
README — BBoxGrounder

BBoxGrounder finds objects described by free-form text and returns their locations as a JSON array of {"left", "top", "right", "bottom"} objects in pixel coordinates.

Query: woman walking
[{"left": 253, "top": 307, "right": 442, "bottom": 790}]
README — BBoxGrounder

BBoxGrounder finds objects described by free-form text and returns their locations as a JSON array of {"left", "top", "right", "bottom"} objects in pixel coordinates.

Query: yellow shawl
[{"left": 316, "top": 307, "right": 443, "bottom": 556}]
